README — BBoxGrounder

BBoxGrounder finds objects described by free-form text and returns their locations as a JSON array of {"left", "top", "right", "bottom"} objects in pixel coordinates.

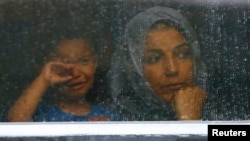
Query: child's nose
[{"left": 71, "top": 66, "right": 81, "bottom": 79}]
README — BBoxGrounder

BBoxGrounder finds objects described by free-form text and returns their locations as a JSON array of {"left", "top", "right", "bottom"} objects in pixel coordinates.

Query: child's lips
[{"left": 70, "top": 82, "right": 86, "bottom": 90}]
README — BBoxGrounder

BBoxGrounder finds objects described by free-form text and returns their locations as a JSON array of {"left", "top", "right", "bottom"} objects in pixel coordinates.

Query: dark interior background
[{"left": 0, "top": 0, "right": 249, "bottom": 121}]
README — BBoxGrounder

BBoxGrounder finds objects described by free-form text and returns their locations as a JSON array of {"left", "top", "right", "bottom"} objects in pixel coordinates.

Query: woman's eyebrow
[
  {"left": 80, "top": 54, "right": 92, "bottom": 57},
  {"left": 174, "top": 42, "right": 189, "bottom": 49}
]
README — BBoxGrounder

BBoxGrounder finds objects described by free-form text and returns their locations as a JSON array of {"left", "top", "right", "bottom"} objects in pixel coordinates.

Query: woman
[{"left": 110, "top": 6, "right": 207, "bottom": 120}]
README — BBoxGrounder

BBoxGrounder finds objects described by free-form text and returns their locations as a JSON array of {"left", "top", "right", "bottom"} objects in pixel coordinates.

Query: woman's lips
[{"left": 161, "top": 83, "right": 184, "bottom": 91}]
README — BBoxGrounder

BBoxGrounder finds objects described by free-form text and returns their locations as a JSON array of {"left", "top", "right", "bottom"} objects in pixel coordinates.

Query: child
[{"left": 8, "top": 34, "right": 121, "bottom": 121}]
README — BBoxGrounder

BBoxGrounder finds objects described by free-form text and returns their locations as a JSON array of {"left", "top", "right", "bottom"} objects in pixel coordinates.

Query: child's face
[
  {"left": 143, "top": 28, "right": 193, "bottom": 102},
  {"left": 52, "top": 38, "right": 97, "bottom": 98}
]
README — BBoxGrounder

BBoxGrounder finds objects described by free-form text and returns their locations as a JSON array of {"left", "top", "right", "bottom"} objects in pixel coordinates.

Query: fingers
[
  {"left": 48, "top": 61, "right": 75, "bottom": 76},
  {"left": 52, "top": 75, "right": 73, "bottom": 84},
  {"left": 173, "top": 86, "right": 207, "bottom": 120},
  {"left": 41, "top": 61, "right": 75, "bottom": 85},
  {"left": 174, "top": 87, "right": 206, "bottom": 103},
  {"left": 43, "top": 62, "right": 74, "bottom": 74}
]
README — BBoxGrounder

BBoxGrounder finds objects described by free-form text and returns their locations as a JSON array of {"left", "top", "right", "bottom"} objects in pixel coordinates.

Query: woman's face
[
  {"left": 53, "top": 38, "right": 97, "bottom": 98},
  {"left": 143, "top": 27, "right": 193, "bottom": 102}
]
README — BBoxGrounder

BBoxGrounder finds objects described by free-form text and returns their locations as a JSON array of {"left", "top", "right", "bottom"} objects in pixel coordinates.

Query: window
[{"left": 0, "top": 0, "right": 249, "bottom": 139}]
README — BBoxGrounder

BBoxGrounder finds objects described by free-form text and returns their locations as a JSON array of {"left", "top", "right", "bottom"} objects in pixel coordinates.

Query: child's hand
[
  {"left": 172, "top": 86, "right": 206, "bottom": 120},
  {"left": 39, "top": 61, "right": 74, "bottom": 86}
]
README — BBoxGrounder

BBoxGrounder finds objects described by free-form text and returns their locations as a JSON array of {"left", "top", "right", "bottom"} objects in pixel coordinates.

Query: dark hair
[{"left": 52, "top": 27, "right": 98, "bottom": 55}]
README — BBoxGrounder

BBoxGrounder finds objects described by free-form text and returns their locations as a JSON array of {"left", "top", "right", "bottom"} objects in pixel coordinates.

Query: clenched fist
[{"left": 172, "top": 87, "right": 206, "bottom": 120}]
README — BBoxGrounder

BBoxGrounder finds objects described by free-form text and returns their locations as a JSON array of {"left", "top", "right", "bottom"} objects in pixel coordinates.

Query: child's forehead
[
  {"left": 56, "top": 47, "right": 93, "bottom": 57},
  {"left": 57, "top": 38, "right": 91, "bottom": 49},
  {"left": 56, "top": 38, "right": 93, "bottom": 52},
  {"left": 49, "top": 38, "right": 94, "bottom": 60}
]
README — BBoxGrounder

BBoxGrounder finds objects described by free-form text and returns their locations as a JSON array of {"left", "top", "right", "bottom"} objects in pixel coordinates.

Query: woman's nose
[{"left": 163, "top": 56, "right": 178, "bottom": 76}]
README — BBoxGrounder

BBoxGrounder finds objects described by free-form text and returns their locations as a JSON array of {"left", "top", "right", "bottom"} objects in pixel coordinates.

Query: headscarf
[{"left": 110, "top": 6, "right": 207, "bottom": 120}]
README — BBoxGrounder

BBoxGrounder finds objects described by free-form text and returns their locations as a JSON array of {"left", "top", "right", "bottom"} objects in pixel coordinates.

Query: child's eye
[
  {"left": 144, "top": 54, "right": 161, "bottom": 64},
  {"left": 78, "top": 58, "right": 92, "bottom": 65}
]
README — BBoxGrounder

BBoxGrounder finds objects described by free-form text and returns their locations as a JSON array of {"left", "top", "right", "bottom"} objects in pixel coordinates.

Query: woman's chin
[{"left": 160, "top": 93, "right": 174, "bottom": 103}]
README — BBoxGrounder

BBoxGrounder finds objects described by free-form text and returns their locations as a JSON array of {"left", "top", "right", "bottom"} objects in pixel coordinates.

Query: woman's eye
[
  {"left": 175, "top": 45, "right": 192, "bottom": 59},
  {"left": 144, "top": 54, "right": 161, "bottom": 64},
  {"left": 176, "top": 50, "right": 192, "bottom": 59}
]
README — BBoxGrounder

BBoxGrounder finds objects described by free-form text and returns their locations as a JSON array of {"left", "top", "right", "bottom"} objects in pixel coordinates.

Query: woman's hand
[
  {"left": 173, "top": 86, "right": 206, "bottom": 120},
  {"left": 38, "top": 61, "right": 74, "bottom": 86}
]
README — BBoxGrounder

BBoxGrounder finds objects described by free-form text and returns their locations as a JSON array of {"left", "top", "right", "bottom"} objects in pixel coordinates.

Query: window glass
[{"left": 0, "top": 0, "right": 249, "bottom": 122}]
